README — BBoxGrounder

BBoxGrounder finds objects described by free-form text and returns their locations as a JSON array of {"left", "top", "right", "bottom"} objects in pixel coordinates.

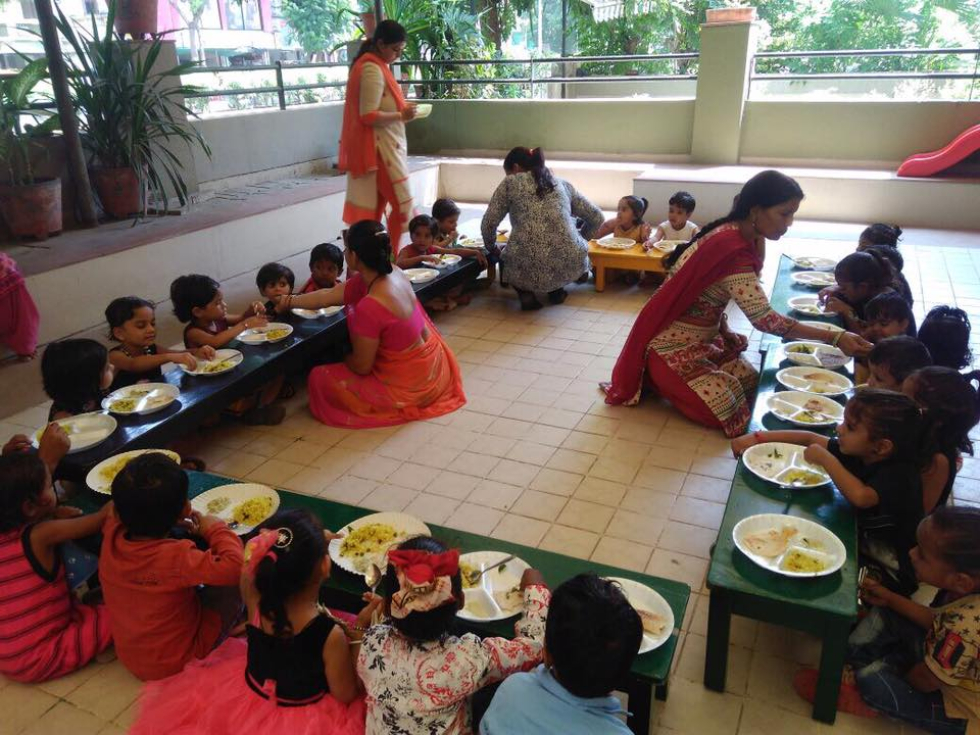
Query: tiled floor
[{"left": 3, "top": 218, "right": 980, "bottom": 734}]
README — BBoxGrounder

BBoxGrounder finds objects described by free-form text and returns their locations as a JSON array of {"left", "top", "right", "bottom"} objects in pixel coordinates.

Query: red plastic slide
[{"left": 897, "top": 124, "right": 980, "bottom": 177}]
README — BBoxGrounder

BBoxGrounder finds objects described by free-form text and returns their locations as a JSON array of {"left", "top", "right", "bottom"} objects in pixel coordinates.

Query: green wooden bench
[
  {"left": 173, "top": 472, "right": 691, "bottom": 735},
  {"left": 704, "top": 341, "right": 859, "bottom": 724}
]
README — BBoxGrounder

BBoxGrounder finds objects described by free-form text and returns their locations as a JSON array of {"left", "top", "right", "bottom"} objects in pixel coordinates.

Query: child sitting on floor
[
  {"left": 858, "top": 223, "right": 902, "bottom": 251},
  {"left": 823, "top": 249, "right": 896, "bottom": 333},
  {"left": 0, "top": 253, "right": 39, "bottom": 361},
  {"left": 105, "top": 296, "right": 215, "bottom": 390},
  {"left": 645, "top": 191, "right": 699, "bottom": 246},
  {"left": 130, "top": 509, "right": 372, "bottom": 735},
  {"left": 171, "top": 274, "right": 285, "bottom": 425},
  {"left": 733, "top": 389, "right": 928, "bottom": 594},
  {"left": 480, "top": 573, "right": 641, "bottom": 735},
  {"left": 863, "top": 244, "right": 913, "bottom": 306},
  {"left": 864, "top": 292, "right": 917, "bottom": 341},
  {"left": 41, "top": 339, "right": 115, "bottom": 420},
  {"left": 919, "top": 306, "right": 973, "bottom": 371},
  {"left": 798, "top": 506, "right": 980, "bottom": 732},
  {"left": 357, "top": 536, "right": 550, "bottom": 735},
  {"left": 256, "top": 262, "right": 295, "bottom": 316},
  {"left": 0, "top": 453, "right": 112, "bottom": 682},
  {"left": 302, "top": 243, "right": 345, "bottom": 293},
  {"left": 867, "top": 335, "right": 932, "bottom": 392},
  {"left": 99, "top": 453, "right": 243, "bottom": 681},
  {"left": 903, "top": 366, "right": 980, "bottom": 513},
  {"left": 397, "top": 214, "right": 487, "bottom": 311},
  {"left": 434, "top": 198, "right": 498, "bottom": 285}
]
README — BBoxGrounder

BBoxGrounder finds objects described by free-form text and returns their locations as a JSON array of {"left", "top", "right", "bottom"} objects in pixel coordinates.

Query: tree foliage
[{"left": 280, "top": 0, "right": 357, "bottom": 57}]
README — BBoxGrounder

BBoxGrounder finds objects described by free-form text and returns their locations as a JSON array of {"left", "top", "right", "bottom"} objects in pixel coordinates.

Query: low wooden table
[
  {"left": 57, "top": 260, "right": 479, "bottom": 482},
  {"left": 79, "top": 471, "right": 690, "bottom": 735},
  {"left": 704, "top": 346, "right": 857, "bottom": 724},
  {"left": 587, "top": 241, "right": 668, "bottom": 292}
]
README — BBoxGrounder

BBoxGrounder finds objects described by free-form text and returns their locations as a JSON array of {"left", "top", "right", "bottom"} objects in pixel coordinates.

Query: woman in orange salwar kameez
[
  {"left": 279, "top": 220, "right": 466, "bottom": 429},
  {"left": 339, "top": 21, "right": 418, "bottom": 254}
]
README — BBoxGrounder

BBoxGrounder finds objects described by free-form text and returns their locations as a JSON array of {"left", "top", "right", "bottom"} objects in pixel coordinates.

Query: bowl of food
[
  {"left": 741, "top": 442, "right": 832, "bottom": 489},
  {"left": 733, "top": 513, "right": 846, "bottom": 578},
  {"left": 596, "top": 236, "right": 636, "bottom": 250},
  {"left": 783, "top": 341, "right": 849, "bottom": 369},
  {"left": 328, "top": 512, "right": 431, "bottom": 576},
  {"left": 765, "top": 391, "right": 844, "bottom": 427},
  {"left": 415, "top": 103, "right": 433, "bottom": 119},
  {"left": 238, "top": 323, "right": 293, "bottom": 345},
  {"left": 191, "top": 483, "right": 280, "bottom": 535},
  {"left": 787, "top": 296, "right": 830, "bottom": 317},
  {"left": 790, "top": 256, "right": 837, "bottom": 272},
  {"left": 458, "top": 551, "right": 531, "bottom": 623},
  {"left": 102, "top": 383, "right": 180, "bottom": 416},
  {"left": 791, "top": 271, "right": 837, "bottom": 288},
  {"left": 776, "top": 366, "right": 853, "bottom": 396},
  {"left": 180, "top": 349, "right": 244, "bottom": 377},
  {"left": 33, "top": 412, "right": 118, "bottom": 455},
  {"left": 86, "top": 449, "right": 182, "bottom": 494}
]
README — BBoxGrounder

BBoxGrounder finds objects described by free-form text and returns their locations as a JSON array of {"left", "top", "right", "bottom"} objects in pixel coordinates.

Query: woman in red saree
[
  {"left": 603, "top": 171, "right": 871, "bottom": 438},
  {"left": 279, "top": 220, "right": 466, "bottom": 429},
  {"left": 339, "top": 21, "right": 417, "bottom": 253}
]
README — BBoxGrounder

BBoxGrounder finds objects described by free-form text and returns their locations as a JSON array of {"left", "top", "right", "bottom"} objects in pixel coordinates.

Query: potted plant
[
  {"left": 706, "top": 1, "right": 756, "bottom": 24},
  {"left": 115, "top": 0, "right": 159, "bottom": 38},
  {"left": 55, "top": 0, "right": 211, "bottom": 219},
  {"left": 0, "top": 58, "right": 62, "bottom": 240}
]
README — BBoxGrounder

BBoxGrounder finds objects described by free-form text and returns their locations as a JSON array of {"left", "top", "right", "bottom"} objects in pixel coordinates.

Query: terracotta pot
[
  {"left": 115, "top": 0, "right": 159, "bottom": 37},
  {"left": 92, "top": 167, "right": 142, "bottom": 219},
  {"left": 360, "top": 12, "right": 377, "bottom": 37},
  {"left": 706, "top": 6, "right": 756, "bottom": 23},
  {"left": 0, "top": 178, "right": 62, "bottom": 240}
]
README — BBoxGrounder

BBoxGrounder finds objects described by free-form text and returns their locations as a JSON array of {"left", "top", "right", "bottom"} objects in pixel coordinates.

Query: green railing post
[
  {"left": 275, "top": 61, "right": 287, "bottom": 110},
  {"left": 529, "top": 57, "right": 535, "bottom": 98}
]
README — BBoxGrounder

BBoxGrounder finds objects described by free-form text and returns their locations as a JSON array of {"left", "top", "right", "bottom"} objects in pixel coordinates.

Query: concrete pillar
[{"left": 689, "top": 14, "right": 758, "bottom": 164}]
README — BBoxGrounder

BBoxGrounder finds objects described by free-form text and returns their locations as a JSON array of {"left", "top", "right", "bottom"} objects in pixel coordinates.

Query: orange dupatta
[{"left": 339, "top": 52, "right": 408, "bottom": 177}]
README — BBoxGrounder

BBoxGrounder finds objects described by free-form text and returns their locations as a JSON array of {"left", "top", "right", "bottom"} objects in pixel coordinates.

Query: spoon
[
  {"left": 464, "top": 554, "right": 517, "bottom": 587},
  {"left": 364, "top": 563, "right": 384, "bottom": 625}
]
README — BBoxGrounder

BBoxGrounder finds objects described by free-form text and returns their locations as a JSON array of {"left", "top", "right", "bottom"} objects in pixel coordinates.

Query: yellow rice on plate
[{"left": 232, "top": 496, "right": 274, "bottom": 526}]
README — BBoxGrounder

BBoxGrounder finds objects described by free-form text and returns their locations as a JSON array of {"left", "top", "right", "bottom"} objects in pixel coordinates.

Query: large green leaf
[{"left": 6, "top": 58, "right": 49, "bottom": 109}]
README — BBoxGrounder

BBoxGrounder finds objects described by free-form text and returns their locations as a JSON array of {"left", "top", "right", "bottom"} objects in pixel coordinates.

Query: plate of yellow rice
[
  {"left": 329, "top": 512, "right": 430, "bottom": 576},
  {"left": 86, "top": 449, "right": 181, "bottom": 495},
  {"left": 191, "top": 483, "right": 280, "bottom": 535}
]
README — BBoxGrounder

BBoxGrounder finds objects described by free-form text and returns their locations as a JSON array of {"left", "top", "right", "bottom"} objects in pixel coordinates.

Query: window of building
[{"left": 223, "top": 0, "right": 262, "bottom": 30}]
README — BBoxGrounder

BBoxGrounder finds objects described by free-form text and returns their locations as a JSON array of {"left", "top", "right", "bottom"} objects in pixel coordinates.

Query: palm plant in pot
[
  {"left": 0, "top": 58, "right": 62, "bottom": 240},
  {"left": 54, "top": 0, "right": 211, "bottom": 219}
]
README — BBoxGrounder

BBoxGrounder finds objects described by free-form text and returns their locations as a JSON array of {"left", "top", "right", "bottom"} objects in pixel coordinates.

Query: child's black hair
[
  {"left": 253, "top": 509, "right": 326, "bottom": 637},
  {"left": 383, "top": 536, "right": 462, "bottom": 641},
  {"left": 834, "top": 249, "right": 894, "bottom": 290},
  {"left": 111, "top": 452, "right": 188, "bottom": 537},
  {"left": 620, "top": 195, "right": 649, "bottom": 227},
  {"left": 860, "top": 223, "right": 902, "bottom": 248},
  {"left": 906, "top": 366, "right": 980, "bottom": 457},
  {"left": 847, "top": 388, "right": 927, "bottom": 467},
  {"left": 105, "top": 296, "right": 155, "bottom": 341},
  {"left": 928, "top": 505, "right": 980, "bottom": 577},
  {"left": 41, "top": 339, "right": 108, "bottom": 409},
  {"left": 309, "top": 243, "right": 344, "bottom": 272},
  {"left": 868, "top": 336, "right": 932, "bottom": 384},
  {"left": 256, "top": 262, "right": 295, "bottom": 292},
  {"left": 545, "top": 573, "right": 642, "bottom": 699},
  {"left": 431, "top": 198, "right": 461, "bottom": 222},
  {"left": 0, "top": 453, "right": 48, "bottom": 532},
  {"left": 668, "top": 191, "right": 696, "bottom": 214},
  {"left": 865, "top": 293, "right": 917, "bottom": 337},
  {"left": 862, "top": 243, "right": 904, "bottom": 273},
  {"left": 408, "top": 214, "right": 439, "bottom": 238},
  {"left": 919, "top": 306, "right": 972, "bottom": 370},
  {"left": 170, "top": 274, "right": 220, "bottom": 323}
]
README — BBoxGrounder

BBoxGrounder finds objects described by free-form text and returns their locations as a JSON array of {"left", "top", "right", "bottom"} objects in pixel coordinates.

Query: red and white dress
[
  {"left": 356, "top": 585, "right": 550, "bottom": 735},
  {"left": 0, "top": 525, "right": 111, "bottom": 682}
]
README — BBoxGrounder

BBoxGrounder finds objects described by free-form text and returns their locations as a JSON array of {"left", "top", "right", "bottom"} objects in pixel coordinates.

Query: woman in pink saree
[
  {"left": 603, "top": 171, "right": 871, "bottom": 437},
  {"left": 279, "top": 220, "right": 466, "bottom": 429}
]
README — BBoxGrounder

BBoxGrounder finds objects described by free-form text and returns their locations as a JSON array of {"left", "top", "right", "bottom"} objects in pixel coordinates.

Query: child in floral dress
[{"left": 356, "top": 536, "right": 550, "bottom": 734}]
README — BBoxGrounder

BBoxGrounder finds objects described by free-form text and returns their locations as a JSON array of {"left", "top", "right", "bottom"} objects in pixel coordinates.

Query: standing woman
[
  {"left": 279, "top": 220, "right": 466, "bottom": 428},
  {"left": 603, "top": 170, "right": 871, "bottom": 438},
  {"left": 340, "top": 21, "right": 417, "bottom": 253},
  {"left": 481, "top": 147, "right": 603, "bottom": 310}
]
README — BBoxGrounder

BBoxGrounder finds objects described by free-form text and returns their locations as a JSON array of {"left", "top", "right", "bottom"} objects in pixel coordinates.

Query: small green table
[
  {"left": 704, "top": 346, "right": 858, "bottom": 724},
  {"left": 762, "top": 255, "right": 841, "bottom": 350},
  {"left": 83, "top": 471, "right": 689, "bottom": 735}
]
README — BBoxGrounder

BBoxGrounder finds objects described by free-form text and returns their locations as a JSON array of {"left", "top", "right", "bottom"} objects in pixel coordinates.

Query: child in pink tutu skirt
[{"left": 130, "top": 509, "right": 375, "bottom": 735}]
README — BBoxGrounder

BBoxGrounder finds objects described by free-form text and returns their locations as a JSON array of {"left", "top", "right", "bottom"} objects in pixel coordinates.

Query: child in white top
[{"left": 646, "top": 191, "right": 699, "bottom": 247}]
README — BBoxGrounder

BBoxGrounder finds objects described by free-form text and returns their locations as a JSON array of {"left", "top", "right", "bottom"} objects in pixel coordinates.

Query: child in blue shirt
[{"left": 480, "top": 573, "right": 642, "bottom": 735}]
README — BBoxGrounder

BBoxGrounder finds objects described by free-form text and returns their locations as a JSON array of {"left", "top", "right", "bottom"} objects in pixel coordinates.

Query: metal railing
[
  {"left": 180, "top": 52, "right": 700, "bottom": 112},
  {"left": 750, "top": 47, "right": 980, "bottom": 99}
]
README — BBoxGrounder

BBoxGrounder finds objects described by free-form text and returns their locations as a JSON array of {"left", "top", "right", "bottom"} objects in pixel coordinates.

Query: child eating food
[
  {"left": 302, "top": 243, "right": 345, "bottom": 293},
  {"left": 867, "top": 336, "right": 932, "bottom": 392},
  {"left": 357, "top": 536, "right": 550, "bottom": 734},
  {"left": 823, "top": 250, "right": 897, "bottom": 332},
  {"left": 397, "top": 215, "right": 487, "bottom": 311},
  {"left": 256, "top": 262, "right": 295, "bottom": 316},
  {"left": 646, "top": 191, "right": 698, "bottom": 246},
  {"left": 105, "top": 296, "right": 214, "bottom": 390},
  {"left": 41, "top": 339, "right": 115, "bottom": 420},
  {"left": 918, "top": 306, "right": 973, "bottom": 371},
  {"left": 733, "top": 389, "right": 928, "bottom": 594},
  {"left": 480, "top": 573, "right": 642, "bottom": 734},
  {"left": 99, "top": 453, "right": 244, "bottom": 681}
]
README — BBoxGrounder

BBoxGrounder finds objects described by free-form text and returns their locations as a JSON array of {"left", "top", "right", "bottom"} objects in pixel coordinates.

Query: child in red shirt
[
  {"left": 99, "top": 453, "right": 244, "bottom": 681},
  {"left": 301, "top": 242, "right": 345, "bottom": 293}
]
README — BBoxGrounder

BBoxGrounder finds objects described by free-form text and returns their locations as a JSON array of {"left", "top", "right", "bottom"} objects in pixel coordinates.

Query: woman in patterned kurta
[
  {"left": 340, "top": 21, "right": 416, "bottom": 253},
  {"left": 605, "top": 170, "right": 872, "bottom": 437},
  {"left": 481, "top": 147, "right": 603, "bottom": 310}
]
